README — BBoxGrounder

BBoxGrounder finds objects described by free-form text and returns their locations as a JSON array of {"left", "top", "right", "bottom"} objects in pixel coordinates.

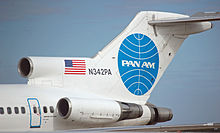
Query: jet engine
[
  {"left": 57, "top": 97, "right": 173, "bottom": 125},
  {"left": 57, "top": 97, "right": 143, "bottom": 124},
  {"left": 18, "top": 57, "right": 63, "bottom": 79},
  {"left": 146, "top": 102, "right": 173, "bottom": 125}
]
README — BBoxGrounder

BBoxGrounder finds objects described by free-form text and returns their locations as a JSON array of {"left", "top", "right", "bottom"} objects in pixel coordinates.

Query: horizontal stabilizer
[{"left": 149, "top": 12, "right": 220, "bottom": 26}]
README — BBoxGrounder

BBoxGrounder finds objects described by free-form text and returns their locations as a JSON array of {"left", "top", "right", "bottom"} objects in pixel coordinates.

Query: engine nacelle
[
  {"left": 18, "top": 57, "right": 62, "bottom": 78},
  {"left": 146, "top": 103, "right": 173, "bottom": 125},
  {"left": 57, "top": 97, "right": 143, "bottom": 124}
]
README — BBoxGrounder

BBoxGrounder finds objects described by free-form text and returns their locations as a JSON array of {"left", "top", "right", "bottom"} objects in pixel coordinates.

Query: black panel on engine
[
  {"left": 146, "top": 103, "right": 173, "bottom": 125},
  {"left": 118, "top": 102, "right": 143, "bottom": 121}
]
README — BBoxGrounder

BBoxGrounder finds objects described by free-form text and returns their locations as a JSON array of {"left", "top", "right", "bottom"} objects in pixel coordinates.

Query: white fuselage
[
  {"left": 0, "top": 11, "right": 217, "bottom": 132},
  {"left": 0, "top": 84, "right": 152, "bottom": 132}
]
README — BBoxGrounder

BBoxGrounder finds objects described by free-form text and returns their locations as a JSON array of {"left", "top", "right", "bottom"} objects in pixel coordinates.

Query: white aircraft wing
[{"left": 149, "top": 12, "right": 220, "bottom": 26}]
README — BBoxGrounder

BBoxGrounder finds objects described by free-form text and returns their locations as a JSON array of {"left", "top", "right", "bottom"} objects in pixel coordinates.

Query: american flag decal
[{"left": 64, "top": 60, "right": 86, "bottom": 75}]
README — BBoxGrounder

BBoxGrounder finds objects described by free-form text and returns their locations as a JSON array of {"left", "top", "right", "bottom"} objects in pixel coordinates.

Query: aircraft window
[
  {"left": 33, "top": 107, "right": 37, "bottom": 114},
  {"left": 14, "top": 107, "right": 19, "bottom": 114},
  {"left": 7, "top": 107, "right": 12, "bottom": 114},
  {"left": 49, "top": 106, "right": 54, "bottom": 113},
  {"left": 43, "top": 106, "right": 47, "bottom": 113},
  {"left": 21, "top": 107, "right": 25, "bottom": 114},
  {"left": 0, "top": 107, "right": 4, "bottom": 114}
]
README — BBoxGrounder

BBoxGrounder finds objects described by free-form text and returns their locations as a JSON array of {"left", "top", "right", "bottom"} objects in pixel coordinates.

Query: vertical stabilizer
[{"left": 90, "top": 11, "right": 212, "bottom": 104}]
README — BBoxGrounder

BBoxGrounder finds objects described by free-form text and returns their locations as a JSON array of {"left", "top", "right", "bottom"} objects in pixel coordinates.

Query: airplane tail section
[
  {"left": 13, "top": 11, "right": 220, "bottom": 130},
  {"left": 17, "top": 11, "right": 218, "bottom": 104},
  {"left": 92, "top": 11, "right": 215, "bottom": 103}
]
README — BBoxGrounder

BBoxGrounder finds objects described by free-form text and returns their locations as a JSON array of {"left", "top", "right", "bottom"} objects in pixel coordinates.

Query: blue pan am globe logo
[{"left": 118, "top": 33, "right": 159, "bottom": 96}]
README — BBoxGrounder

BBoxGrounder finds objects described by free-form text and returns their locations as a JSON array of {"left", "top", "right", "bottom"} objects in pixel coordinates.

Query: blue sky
[{"left": 0, "top": 0, "right": 220, "bottom": 125}]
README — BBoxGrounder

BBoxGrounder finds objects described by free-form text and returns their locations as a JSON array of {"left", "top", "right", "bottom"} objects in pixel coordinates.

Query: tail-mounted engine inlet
[{"left": 18, "top": 57, "right": 33, "bottom": 78}]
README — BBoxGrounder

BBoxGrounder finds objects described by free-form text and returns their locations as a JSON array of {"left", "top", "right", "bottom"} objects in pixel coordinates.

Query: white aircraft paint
[{"left": 0, "top": 11, "right": 219, "bottom": 132}]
